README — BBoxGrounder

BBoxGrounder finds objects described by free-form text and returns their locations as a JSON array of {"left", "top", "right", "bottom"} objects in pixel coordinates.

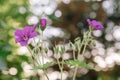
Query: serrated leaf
[
  {"left": 43, "top": 62, "right": 54, "bottom": 69},
  {"left": 32, "top": 62, "right": 54, "bottom": 70},
  {"left": 65, "top": 60, "right": 91, "bottom": 69}
]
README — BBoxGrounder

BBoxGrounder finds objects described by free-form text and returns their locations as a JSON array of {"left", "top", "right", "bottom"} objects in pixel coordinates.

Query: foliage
[
  {"left": 65, "top": 59, "right": 91, "bottom": 69},
  {"left": 33, "top": 62, "right": 54, "bottom": 70}
]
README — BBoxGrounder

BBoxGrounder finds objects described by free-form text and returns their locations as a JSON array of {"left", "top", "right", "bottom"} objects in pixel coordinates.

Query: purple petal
[
  {"left": 14, "top": 29, "right": 23, "bottom": 37},
  {"left": 23, "top": 26, "right": 32, "bottom": 35},
  {"left": 32, "top": 24, "right": 37, "bottom": 31},
  {"left": 96, "top": 25, "right": 104, "bottom": 30},
  {"left": 24, "top": 25, "right": 37, "bottom": 34},
  {"left": 29, "top": 32, "right": 37, "bottom": 38},
  {"left": 87, "top": 19, "right": 104, "bottom": 30},
  {"left": 15, "top": 37, "right": 22, "bottom": 43},
  {"left": 92, "top": 21, "right": 104, "bottom": 30},
  {"left": 87, "top": 19, "right": 91, "bottom": 25},
  {"left": 20, "top": 41, "right": 28, "bottom": 46},
  {"left": 91, "top": 20, "right": 98, "bottom": 28}
]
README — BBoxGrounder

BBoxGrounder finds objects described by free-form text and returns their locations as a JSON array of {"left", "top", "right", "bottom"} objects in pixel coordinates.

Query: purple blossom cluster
[{"left": 87, "top": 19, "right": 104, "bottom": 30}]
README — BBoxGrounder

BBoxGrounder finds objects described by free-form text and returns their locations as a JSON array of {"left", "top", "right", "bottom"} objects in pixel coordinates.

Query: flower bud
[
  {"left": 40, "top": 18, "right": 46, "bottom": 27},
  {"left": 40, "top": 18, "right": 47, "bottom": 31}
]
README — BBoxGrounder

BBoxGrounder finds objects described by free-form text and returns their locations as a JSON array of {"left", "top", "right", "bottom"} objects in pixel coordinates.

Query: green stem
[
  {"left": 60, "top": 68, "right": 63, "bottom": 80},
  {"left": 26, "top": 46, "right": 33, "bottom": 55},
  {"left": 41, "top": 50, "right": 44, "bottom": 65},
  {"left": 57, "top": 58, "right": 61, "bottom": 71},
  {"left": 41, "top": 31, "right": 49, "bottom": 79},
  {"left": 37, "top": 53, "right": 41, "bottom": 65},
  {"left": 81, "top": 30, "right": 91, "bottom": 56},
  {"left": 73, "top": 66, "right": 78, "bottom": 80},
  {"left": 72, "top": 48, "right": 81, "bottom": 80},
  {"left": 81, "top": 43, "right": 87, "bottom": 56},
  {"left": 26, "top": 46, "right": 36, "bottom": 65},
  {"left": 73, "top": 50, "right": 76, "bottom": 60},
  {"left": 57, "top": 58, "right": 63, "bottom": 80},
  {"left": 43, "top": 69, "right": 49, "bottom": 80},
  {"left": 77, "top": 48, "right": 81, "bottom": 59},
  {"left": 26, "top": 46, "right": 41, "bottom": 80},
  {"left": 41, "top": 31, "right": 44, "bottom": 65},
  {"left": 38, "top": 25, "right": 41, "bottom": 46},
  {"left": 61, "top": 53, "right": 64, "bottom": 80},
  {"left": 56, "top": 53, "right": 64, "bottom": 80}
]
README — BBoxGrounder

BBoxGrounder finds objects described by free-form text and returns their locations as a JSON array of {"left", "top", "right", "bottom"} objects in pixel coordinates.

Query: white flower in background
[{"left": 29, "top": 0, "right": 57, "bottom": 16}]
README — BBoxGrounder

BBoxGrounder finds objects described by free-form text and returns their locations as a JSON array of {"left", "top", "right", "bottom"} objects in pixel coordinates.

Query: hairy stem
[
  {"left": 73, "top": 66, "right": 78, "bottom": 80},
  {"left": 57, "top": 58, "right": 63, "bottom": 80}
]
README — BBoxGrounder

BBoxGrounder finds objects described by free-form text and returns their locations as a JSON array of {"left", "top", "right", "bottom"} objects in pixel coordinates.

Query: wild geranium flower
[
  {"left": 40, "top": 18, "right": 47, "bottom": 31},
  {"left": 15, "top": 24, "right": 37, "bottom": 46},
  {"left": 87, "top": 19, "right": 104, "bottom": 30}
]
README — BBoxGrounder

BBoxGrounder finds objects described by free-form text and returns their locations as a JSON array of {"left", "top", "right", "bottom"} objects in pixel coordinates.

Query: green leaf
[
  {"left": 65, "top": 59, "right": 91, "bottom": 69},
  {"left": 61, "top": 46, "right": 66, "bottom": 54},
  {"left": 33, "top": 62, "right": 54, "bottom": 70},
  {"left": 42, "top": 62, "right": 54, "bottom": 69},
  {"left": 53, "top": 46, "right": 59, "bottom": 54}
]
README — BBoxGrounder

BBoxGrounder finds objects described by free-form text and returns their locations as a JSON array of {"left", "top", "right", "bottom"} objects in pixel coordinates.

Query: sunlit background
[{"left": 0, "top": 0, "right": 120, "bottom": 80}]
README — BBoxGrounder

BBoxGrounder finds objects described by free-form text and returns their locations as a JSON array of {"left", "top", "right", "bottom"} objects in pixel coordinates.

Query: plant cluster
[{"left": 14, "top": 18, "right": 104, "bottom": 80}]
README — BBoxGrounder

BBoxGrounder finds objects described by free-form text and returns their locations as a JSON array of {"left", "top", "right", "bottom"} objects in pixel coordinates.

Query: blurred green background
[
  {"left": 0, "top": 0, "right": 120, "bottom": 80},
  {"left": 0, "top": 0, "right": 31, "bottom": 79}
]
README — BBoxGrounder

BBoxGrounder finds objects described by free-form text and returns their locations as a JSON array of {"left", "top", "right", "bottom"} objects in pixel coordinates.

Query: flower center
[{"left": 23, "top": 36, "right": 28, "bottom": 41}]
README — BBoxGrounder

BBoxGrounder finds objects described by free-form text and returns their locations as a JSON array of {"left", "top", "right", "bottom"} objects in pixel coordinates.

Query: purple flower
[
  {"left": 87, "top": 19, "right": 104, "bottom": 30},
  {"left": 14, "top": 24, "right": 37, "bottom": 46},
  {"left": 40, "top": 18, "right": 47, "bottom": 27}
]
